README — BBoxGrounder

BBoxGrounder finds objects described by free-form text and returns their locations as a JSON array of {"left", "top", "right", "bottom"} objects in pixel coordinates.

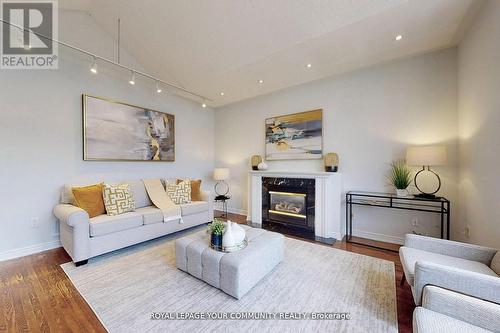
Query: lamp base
[{"left": 414, "top": 193, "right": 441, "bottom": 200}]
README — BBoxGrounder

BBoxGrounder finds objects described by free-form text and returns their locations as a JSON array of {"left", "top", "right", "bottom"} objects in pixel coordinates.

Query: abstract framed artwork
[
  {"left": 265, "top": 109, "right": 323, "bottom": 160},
  {"left": 83, "top": 94, "right": 175, "bottom": 161}
]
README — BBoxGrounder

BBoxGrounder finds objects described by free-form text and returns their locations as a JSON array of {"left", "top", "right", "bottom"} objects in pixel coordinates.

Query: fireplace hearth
[{"left": 262, "top": 177, "right": 315, "bottom": 239}]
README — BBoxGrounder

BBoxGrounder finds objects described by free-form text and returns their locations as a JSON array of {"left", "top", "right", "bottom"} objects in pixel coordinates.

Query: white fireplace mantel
[{"left": 247, "top": 171, "right": 343, "bottom": 240}]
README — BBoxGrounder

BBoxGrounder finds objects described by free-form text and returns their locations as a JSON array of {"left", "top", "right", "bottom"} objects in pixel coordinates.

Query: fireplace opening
[
  {"left": 269, "top": 191, "right": 307, "bottom": 220},
  {"left": 262, "top": 177, "right": 315, "bottom": 239}
]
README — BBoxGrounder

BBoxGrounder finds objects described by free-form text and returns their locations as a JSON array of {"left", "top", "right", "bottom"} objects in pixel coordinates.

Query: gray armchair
[
  {"left": 414, "top": 286, "right": 500, "bottom": 332},
  {"left": 399, "top": 234, "right": 500, "bottom": 305}
]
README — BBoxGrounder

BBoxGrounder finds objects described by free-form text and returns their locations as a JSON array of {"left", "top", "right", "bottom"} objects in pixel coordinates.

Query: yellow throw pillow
[
  {"left": 102, "top": 183, "right": 135, "bottom": 216},
  {"left": 72, "top": 183, "right": 106, "bottom": 218},
  {"left": 166, "top": 180, "right": 191, "bottom": 204},
  {"left": 177, "top": 179, "right": 202, "bottom": 201}
]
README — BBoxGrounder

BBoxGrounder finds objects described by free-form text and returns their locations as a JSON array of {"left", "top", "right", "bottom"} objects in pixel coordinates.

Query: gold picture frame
[
  {"left": 265, "top": 109, "right": 323, "bottom": 160},
  {"left": 82, "top": 94, "right": 175, "bottom": 162}
]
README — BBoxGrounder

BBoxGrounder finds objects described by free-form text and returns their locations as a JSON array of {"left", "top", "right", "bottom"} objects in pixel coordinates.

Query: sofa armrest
[
  {"left": 414, "top": 261, "right": 500, "bottom": 305},
  {"left": 404, "top": 234, "right": 497, "bottom": 264},
  {"left": 53, "top": 204, "right": 89, "bottom": 227},
  {"left": 422, "top": 286, "right": 500, "bottom": 332}
]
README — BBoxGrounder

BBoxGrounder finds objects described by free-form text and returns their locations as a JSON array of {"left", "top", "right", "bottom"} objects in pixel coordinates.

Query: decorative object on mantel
[
  {"left": 207, "top": 218, "right": 225, "bottom": 247},
  {"left": 324, "top": 152, "right": 339, "bottom": 172},
  {"left": 257, "top": 161, "right": 268, "bottom": 170},
  {"left": 213, "top": 168, "right": 230, "bottom": 200},
  {"left": 389, "top": 159, "right": 412, "bottom": 197},
  {"left": 406, "top": 145, "right": 447, "bottom": 199},
  {"left": 83, "top": 94, "right": 175, "bottom": 161},
  {"left": 251, "top": 155, "right": 263, "bottom": 170},
  {"left": 265, "top": 109, "right": 323, "bottom": 160}
]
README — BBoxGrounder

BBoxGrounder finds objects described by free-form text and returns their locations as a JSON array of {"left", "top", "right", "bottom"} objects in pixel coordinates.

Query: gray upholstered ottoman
[{"left": 175, "top": 225, "right": 284, "bottom": 299}]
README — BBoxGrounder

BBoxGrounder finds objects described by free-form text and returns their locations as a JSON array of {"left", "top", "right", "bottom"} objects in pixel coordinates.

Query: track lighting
[
  {"left": 156, "top": 81, "right": 162, "bottom": 93},
  {"left": 129, "top": 71, "right": 135, "bottom": 85},
  {"left": 90, "top": 58, "right": 98, "bottom": 74},
  {"left": 202, "top": 102, "right": 207, "bottom": 108}
]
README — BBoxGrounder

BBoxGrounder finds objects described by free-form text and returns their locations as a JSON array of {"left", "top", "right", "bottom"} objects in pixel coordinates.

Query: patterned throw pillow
[
  {"left": 177, "top": 179, "right": 202, "bottom": 201},
  {"left": 165, "top": 180, "right": 191, "bottom": 204},
  {"left": 102, "top": 183, "right": 135, "bottom": 215}
]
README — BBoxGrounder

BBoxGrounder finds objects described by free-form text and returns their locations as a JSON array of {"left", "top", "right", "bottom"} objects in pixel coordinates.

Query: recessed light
[
  {"left": 306, "top": 63, "right": 312, "bottom": 68},
  {"left": 258, "top": 80, "right": 264, "bottom": 84},
  {"left": 395, "top": 35, "right": 403, "bottom": 41},
  {"left": 220, "top": 92, "right": 224, "bottom": 96}
]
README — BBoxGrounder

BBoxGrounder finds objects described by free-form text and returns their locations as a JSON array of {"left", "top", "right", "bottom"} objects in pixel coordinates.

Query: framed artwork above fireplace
[{"left": 265, "top": 109, "right": 323, "bottom": 160}]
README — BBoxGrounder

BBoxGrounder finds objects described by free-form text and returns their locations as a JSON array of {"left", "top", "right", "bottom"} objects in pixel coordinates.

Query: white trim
[
  {"left": 352, "top": 229, "right": 404, "bottom": 245},
  {"left": 0, "top": 240, "right": 61, "bottom": 262}
]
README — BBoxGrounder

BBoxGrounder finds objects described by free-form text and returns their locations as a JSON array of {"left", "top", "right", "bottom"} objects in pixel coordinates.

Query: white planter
[{"left": 396, "top": 188, "right": 409, "bottom": 197}]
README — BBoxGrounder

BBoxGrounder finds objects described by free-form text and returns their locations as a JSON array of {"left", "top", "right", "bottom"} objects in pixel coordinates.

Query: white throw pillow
[
  {"left": 102, "top": 183, "right": 135, "bottom": 215},
  {"left": 165, "top": 180, "right": 191, "bottom": 204}
]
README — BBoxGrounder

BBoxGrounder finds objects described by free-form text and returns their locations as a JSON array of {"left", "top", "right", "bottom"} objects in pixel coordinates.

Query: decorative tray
[{"left": 210, "top": 238, "right": 248, "bottom": 253}]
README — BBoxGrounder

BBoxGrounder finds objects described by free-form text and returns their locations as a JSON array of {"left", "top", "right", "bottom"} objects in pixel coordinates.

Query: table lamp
[
  {"left": 213, "top": 168, "right": 230, "bottom": 200},
  {"left": 406, "top": 145, "right": 447, "bottom": 199}
]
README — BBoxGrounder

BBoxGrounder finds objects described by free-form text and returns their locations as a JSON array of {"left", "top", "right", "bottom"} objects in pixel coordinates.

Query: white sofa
[{"left": 53, "top": 180, "right": 214, "bottom": 266}]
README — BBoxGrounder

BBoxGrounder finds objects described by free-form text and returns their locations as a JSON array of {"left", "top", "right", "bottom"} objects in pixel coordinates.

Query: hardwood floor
[{"left": 1, "top": 212, "right": 414, "bottom": 333}]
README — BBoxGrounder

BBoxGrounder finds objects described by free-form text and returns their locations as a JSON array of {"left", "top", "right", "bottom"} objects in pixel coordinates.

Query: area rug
[{"left": 61, "top": 227, "right": 397, "bottom": 332}]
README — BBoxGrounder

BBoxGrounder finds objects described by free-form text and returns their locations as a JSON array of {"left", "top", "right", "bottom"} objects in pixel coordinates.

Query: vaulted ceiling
[{"left": 61, "top": 0, "right": 478, "bottom": 107}]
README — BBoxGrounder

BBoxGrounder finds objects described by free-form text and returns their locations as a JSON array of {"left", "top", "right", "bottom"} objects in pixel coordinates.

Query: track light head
[
  {"left": 129, "top": 71, "right": 135, "bottom": 85},
  {"left": 90, "top": 58, "right": 98, "bottom": 74},
  {"left": 201, "top": 103, "right": 207, "bottom": 108},
  {"left": 156, "top": 81, "right": 162, "bottom": 93}
]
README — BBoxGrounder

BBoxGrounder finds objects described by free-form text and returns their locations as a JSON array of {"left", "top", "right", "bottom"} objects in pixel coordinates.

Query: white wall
[
  {"left": 457, "top": 0, "right": 500, "bottom": 248},
  {"left": 0, "top": 12, "right": 215, "bottom": 258},
  {"left": 215, "top": 49, "right": 459, "bottom": 244}
]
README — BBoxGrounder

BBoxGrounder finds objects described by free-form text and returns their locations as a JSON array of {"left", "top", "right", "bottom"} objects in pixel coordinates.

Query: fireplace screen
[{"left": 269, "top": 191, "right": 306, "bottom": 219}]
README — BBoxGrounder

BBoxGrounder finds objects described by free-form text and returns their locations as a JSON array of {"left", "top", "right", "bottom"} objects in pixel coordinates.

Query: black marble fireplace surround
[{"left": 262, "top": 177, "right": 316, "bottom": 240}]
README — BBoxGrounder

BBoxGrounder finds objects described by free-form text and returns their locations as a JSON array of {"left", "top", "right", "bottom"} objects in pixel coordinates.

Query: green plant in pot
[
  {"left": 208, "top": 218, "right": 225, "bottom": 247},
  {"left": 390, "top": 159, "right": 412, "bottom": 197}
]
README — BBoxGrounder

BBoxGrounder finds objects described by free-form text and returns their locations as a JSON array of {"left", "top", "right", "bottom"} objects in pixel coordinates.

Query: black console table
[{"left": 346, "top": 191, "right": 450, "bottom": 251}]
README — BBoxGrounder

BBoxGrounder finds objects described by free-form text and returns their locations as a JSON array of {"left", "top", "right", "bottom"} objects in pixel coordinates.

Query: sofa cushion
[
  {"left": 180, "top": 201, "right": 208, "bottom": 216},
  {"left": 103, "top": 183, "right": 135, "bottom": 215},
  {"left": 127, "top": 180, "right": 152, "bottom": 208},
  {"left": 89, "top": 212, "right": 143, "bottom": 237},
  {"left": 72, "top": 183, "right": 106, "bottom": 218},
  {"left": 413, "top": 307, "right": 490, "bottom": 333},
  {"left": 165, "top": 180, "right": 191, "bottom": 204},
  {"left": 177, "top": 179, "right": 202, "bottom": 201},
  {"left": 400, "top": 247, "right": 498, "bottom": 286},
  {"left": 135, "top": 206, "right": 163, "bottom": 225}
]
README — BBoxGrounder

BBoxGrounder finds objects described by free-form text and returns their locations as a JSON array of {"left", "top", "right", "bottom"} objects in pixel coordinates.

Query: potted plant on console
[
  {"left": 208, "top": 218, "right": 225, "bottom": 247},
  {"left": 390, "top": 159, "right": 412, "bottom": 197}
]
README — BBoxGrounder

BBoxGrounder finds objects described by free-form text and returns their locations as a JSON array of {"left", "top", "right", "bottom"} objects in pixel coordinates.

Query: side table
[{"left": 214, "top": 195, "right": 230, "bottom": 219}]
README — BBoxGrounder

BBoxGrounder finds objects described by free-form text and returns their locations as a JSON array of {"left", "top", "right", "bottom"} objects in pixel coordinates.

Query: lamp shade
[
  {"left": 213, "top": 168, "right": 230, "bottom": 181},
  {"left": 406, "top": 145, "right": 447, "bottom": 166}
]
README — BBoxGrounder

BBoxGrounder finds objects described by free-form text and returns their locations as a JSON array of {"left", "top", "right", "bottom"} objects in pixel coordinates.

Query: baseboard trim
[
  {"left": 352, "top": 229, "right": 404, "bottom": 245},
  {"left": 0, "top": 240, "right": 61, "bottom": 262},
  {"left": 227, "top": 207, "right": 247, "bottom": 216}
]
